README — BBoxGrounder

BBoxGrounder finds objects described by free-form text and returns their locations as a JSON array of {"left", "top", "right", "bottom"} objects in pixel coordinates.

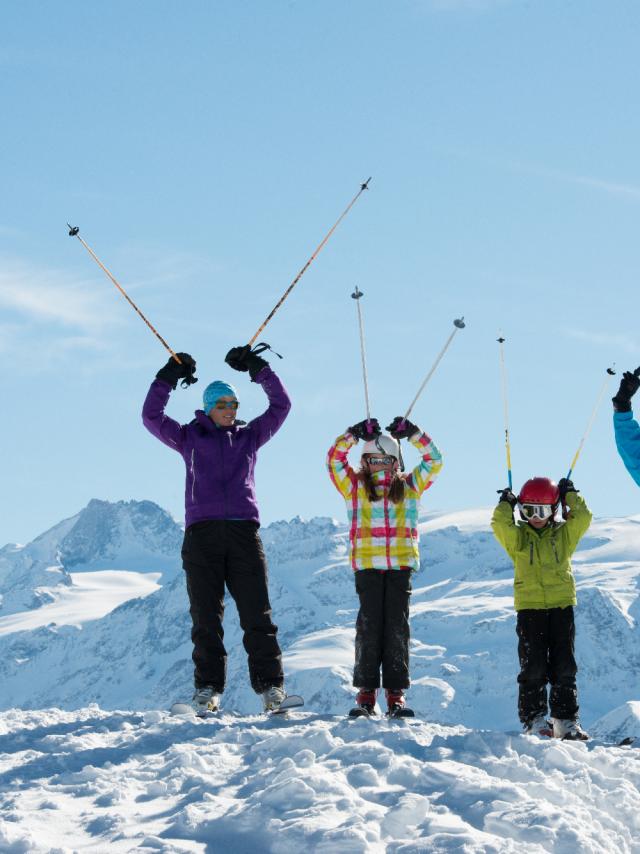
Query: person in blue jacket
[{"left": 612, "top": 367, "right": 640, "bottom": 485}]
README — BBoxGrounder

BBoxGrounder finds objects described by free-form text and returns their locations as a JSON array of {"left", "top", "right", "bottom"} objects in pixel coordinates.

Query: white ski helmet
[{"left": 361, "top": 433, "right": 400, "bottom": 459}]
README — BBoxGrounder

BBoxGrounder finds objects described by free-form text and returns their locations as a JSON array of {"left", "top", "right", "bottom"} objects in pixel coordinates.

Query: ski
[
  {"left": 387, "top": 707, "right": 415, "bottom": 719},
  {"left": 169, "top": 701, "right": 219, "bottom": 718},
  {"left": 348, "top": 707, "right": 375, "bottom": 718},
  {"left": 268, "top": 694, "right": 304, "bottom": 715}
]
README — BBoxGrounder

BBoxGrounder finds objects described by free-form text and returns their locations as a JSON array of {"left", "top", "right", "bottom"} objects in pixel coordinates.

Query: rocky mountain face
[{"left": 0, "top": 499, "right": 183, "bottom": 616}]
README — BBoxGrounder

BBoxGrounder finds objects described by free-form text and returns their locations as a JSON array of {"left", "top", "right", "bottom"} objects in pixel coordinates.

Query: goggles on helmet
[
  {"left": 365, "top": 455, "right": 395, "bottom": 467},
  {"left": 519, "top": 503, "right": 554, "bottom": 521}
]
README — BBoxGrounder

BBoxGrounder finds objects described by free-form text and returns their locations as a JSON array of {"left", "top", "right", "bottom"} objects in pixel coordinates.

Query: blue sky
[{"left": 2, "top": 1, "right": 640, "bottom": 545}]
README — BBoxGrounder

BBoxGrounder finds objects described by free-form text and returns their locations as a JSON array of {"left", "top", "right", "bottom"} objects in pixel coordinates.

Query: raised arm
[
  {"left": 614, "top": 411, "right": 640, "bottom": 487},
  {"left": 561, "top": 487, "right": 593, "bottom": 551},
  {"left": 246, "top": 366, "right": 292, "bottom": 449},
  {"left": 141, "top": 353, "right": 196, "bottom": 452},
  {"left": 386, "top": 417, "right": 443, "bottom": 495},
  {"left": 142, "top": 379, "right": 186, "bottom": 453},
  {"left": 612, "top": 368, "right": 640, "bottom": 487},
  {"left": 327, "top": 431, "right": 358, "bottom": 498},
  {"left": 491, "top": 492, "right": 520, "bottom": 558}
]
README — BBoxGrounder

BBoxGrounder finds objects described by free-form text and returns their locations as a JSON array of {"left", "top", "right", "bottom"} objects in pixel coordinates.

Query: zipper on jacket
[
  {"left": 190, "top": 449, "right": 196, "bottom": 502},
  {"left": 551, "top": 538, "right": 560, "bottom": 563},
  {"left": 529, "top": 542, "right": 534, "bottom": 565}
]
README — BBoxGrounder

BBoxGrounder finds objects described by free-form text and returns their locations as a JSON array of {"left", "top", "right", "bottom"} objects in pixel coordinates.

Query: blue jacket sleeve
[{"left": 614, "top": 410, "right": 640, "bottom": 486}]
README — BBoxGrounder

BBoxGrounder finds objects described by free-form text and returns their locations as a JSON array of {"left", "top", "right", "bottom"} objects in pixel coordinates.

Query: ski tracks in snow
[{"left": 0, "top": 707, "right": 639, "bottom": 853}]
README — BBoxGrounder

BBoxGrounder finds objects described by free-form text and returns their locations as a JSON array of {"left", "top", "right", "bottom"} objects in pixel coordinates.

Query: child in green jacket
[{"left": 491, "top": 476, "right": 592, "bottom": 740}]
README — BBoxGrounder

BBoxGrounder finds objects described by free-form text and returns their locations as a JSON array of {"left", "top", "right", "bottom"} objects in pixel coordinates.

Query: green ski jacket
[{"left": 491, "top": 491, "right": 592, "bottom": 611}]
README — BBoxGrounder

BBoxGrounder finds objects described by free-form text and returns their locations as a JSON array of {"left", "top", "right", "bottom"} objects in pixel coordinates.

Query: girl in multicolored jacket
[{"left": 327, "top": 415, "right": 443, "bottom": 716}]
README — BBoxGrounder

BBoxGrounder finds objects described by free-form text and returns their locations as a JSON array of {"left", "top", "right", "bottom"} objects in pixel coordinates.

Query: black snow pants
[
  {"left": 516, "top": 606, "right": 578, "bottom": 724},
  {"left": 353, "top": 569, "right": 412, "bottom": 690},
  {"left": 181, "top": 519, "right": 283, "bottom": 694}
]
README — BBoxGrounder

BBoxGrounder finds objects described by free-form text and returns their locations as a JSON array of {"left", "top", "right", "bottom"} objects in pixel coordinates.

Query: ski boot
[
  {"left": 349, "top": 688, "right": 377, "bottom": 718},
  {"left": 524, "top": 714, "right": 553, "bottom": 738},
  {"left": 191, "top": 686, "right": 221, "bottom": 717},
  {"left": 262, "top": 685, "right": 287, "bottom": 712},
  {"left": 553, "top": 718, "right": 589, "bottom": 741},
  {"left": 385, "top": 689, "right": 415, "bottom": 719}
]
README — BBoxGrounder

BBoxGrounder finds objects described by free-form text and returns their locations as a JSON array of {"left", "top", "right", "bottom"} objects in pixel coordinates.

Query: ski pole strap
[
  {"left": 252, "top": 342, "right": 282, "bottom": 359},
  {"left": 247, "top": 178, "right": 371, "bottom": 347}
]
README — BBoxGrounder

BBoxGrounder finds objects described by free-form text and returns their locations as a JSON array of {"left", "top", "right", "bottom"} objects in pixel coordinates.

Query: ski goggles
[
  {"left": 519, "top": 503, "right": 554, "bottom": 521},
  {"left": 365, "top": 455, "right": 396, "bottom": 466},
  {"left": 214, "top": 400, "right": 239, "bottom": 410}
]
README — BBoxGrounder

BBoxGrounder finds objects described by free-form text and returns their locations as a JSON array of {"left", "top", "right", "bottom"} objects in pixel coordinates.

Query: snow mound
[{"left": 0, "top": 707, "right": 638, "bottom": 853}]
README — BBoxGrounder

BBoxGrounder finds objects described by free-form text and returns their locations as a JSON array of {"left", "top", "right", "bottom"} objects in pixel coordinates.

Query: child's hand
[
  {"left": 348, "top": 419, "right": 381, "bottom": 441},
  {"left": 386, "top": 416, "right": 419, "bottom": 440},
  {"left": 557, "top": 478, "right": 578, "bottom": 501},
  {"left": 497, "top": 488, "right": 517, "bottom": 507}
]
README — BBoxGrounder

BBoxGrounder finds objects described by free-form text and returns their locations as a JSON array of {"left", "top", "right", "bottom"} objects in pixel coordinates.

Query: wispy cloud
[
  {"left": 0, "top": 258, "right": 121, "bottom": 331},
  {"left": 516, "top": 164, "right": 640, "bottom": 202},
  {"left": 439, "top": 146, "right": 640, "bottom": 203},
  {"left": 563, "top": 327, "right": 640, "bottom": 357}
]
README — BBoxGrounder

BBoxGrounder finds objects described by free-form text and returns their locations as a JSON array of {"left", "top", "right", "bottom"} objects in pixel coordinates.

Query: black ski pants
[
  {"left": 181, "top": 520, "right": 283, "bottom": 694},
  {"left": 516, "top": 606, "right": 578, "bottom": 724},
  {"left": 353, "top": 569, "right": 412, "bottom": 690}
]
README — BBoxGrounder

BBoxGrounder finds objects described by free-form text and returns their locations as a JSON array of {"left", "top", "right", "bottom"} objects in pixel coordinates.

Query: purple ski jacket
[{"left": 142, "top": 366, "right": 291, "bottom": 528}]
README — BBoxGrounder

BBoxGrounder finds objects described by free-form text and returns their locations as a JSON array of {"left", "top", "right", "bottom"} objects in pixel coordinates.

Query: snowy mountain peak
[{"left": 59, "top": 498, "right": 183, "bottom": 569}]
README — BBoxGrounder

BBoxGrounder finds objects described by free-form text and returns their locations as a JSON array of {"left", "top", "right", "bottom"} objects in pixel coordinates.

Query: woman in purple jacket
[{"left": 142, "top": 346, "right": 291, "bottom": 715}]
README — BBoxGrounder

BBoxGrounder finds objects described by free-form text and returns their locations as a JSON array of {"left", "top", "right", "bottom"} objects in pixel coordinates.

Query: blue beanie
[{"left": 203, "top": 380, "right": 239, "bottom": 415}]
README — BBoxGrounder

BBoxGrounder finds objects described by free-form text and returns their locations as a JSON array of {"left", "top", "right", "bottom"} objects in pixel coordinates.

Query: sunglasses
[
  {"left": 214, "top": 400, "right": 239, "bottom": 410},
  {"left": 366, "top": 455, "right": 395, "bottom": 466},
  {"left": 519, "top": 503, "right": 554, "bottom": 520}
]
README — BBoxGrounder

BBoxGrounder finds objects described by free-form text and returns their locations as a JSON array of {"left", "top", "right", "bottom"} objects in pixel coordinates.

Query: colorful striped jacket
[{"left": 327, "top": 430, "right": 443, "bottom": 572}]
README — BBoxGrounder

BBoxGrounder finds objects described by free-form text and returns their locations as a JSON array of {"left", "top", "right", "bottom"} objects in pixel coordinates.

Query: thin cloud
[
  {"left": 564, "top": 327, "right": 640, "bottom": 357},
  {"left": 0, "top": 258, "right": 120, "bottom": 331}
]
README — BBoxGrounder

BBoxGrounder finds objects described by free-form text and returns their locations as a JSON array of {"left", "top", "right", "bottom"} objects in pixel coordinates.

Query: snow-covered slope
[
  {"left": 0, "top": 499, "right": 183, "bottom": 618},
  {"left": 1, "top": 706, "right": 639, "bottom": 853},
  {"left": 1, "top": 504, "right": 639, "bottom": 737}
]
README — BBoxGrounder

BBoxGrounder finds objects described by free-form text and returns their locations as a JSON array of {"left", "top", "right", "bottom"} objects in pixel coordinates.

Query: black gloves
[
  {"left": 612, "top": 368, "right": 640, "bottom": 413},
  {"left": 386, "top": 416, "right": 420, "bottom": 440},
  {"left": 225, "top": 345, "right": 269, "bottom": 381},
  {"left": 557, "top": 478, "right": 577, "bottom": 501},
  {"left": 497, "top": 488, "right": 517, "bottom": 508},
  {"left": 156, "top": 352, "right": 198, "bottom": 389},
  {"left": 348, "top": 418, "right": 381, "bottom": 441}
]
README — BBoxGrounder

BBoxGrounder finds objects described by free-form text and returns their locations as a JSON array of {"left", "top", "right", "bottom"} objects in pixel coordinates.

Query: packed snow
[
  {"left": 1, "top": 499, "right": 639, "bottom": 852},
  {"left": 1, "top": 706, "right": 639, "bottom": 853}
]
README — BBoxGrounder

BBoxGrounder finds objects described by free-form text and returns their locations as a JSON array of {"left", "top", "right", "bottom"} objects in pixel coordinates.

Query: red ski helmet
[{"left": 518, "top": 477, "right": 560, "bottom": 506}]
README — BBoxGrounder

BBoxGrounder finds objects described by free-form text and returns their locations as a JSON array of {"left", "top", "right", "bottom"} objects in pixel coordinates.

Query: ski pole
[
  {"left": 497, "top": 335, "right": 513, "bottom": 491},
  {"left": 247, "top": 178, "right": 371, "bottom": 347},
  {"left": 566, "top": 366, "right": 616, "bottom": 479},
  {"left": 67, "top": 224, "right": 182, "bottom": 364},
  {"left": 402, "top": 317, "right": 466, "bottom": 420},
  {"left": 351, "top": 286, "right": 371, "bottom": 421}
]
